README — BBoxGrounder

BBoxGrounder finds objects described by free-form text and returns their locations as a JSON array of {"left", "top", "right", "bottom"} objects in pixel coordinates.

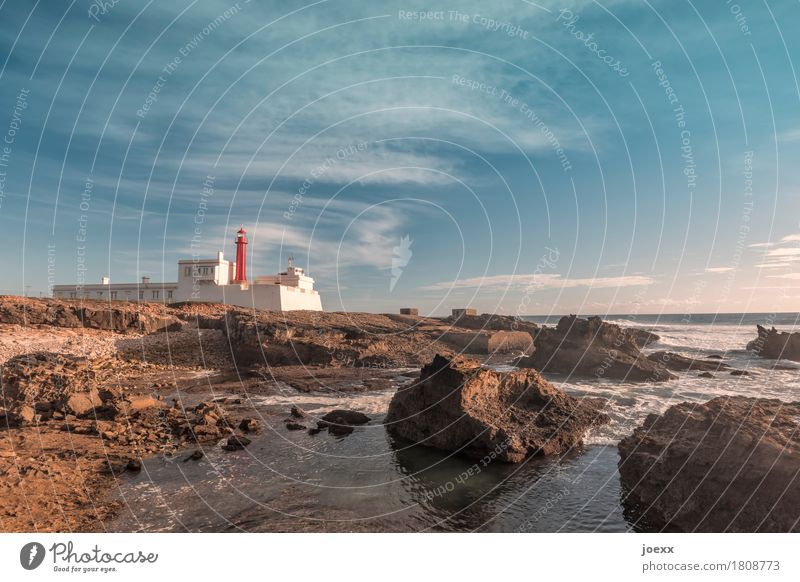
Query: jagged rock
[
  {"left": 441, "top": 313, "right": 540, "bottom": 336},
  {"left": 518, "top": 316, "right": 675, "bottom": 382},
  {"left": 747, "top": 325, "right": 800, "bottom": 361},
  {"left": 385, "top": 354, "right": 609, "bottom": 462},
  {"left": 647, "top": 351, "right": 728, "bottom": 372},
  {"left": 65, "top": 391, "right": 103, "bottom": 416},
  {"left": 730, "top": 370, "right": 751, "bottom": 376},
  {"left": 0, "top": 296, "right": 182, "bottom": 334},
  {"left": 238, "top": 418, "right": 260, "bottom": 432},
  {"left": 618, "top": 396, "right": 800, "bottom": 532},
  {"left": 625, "top": 328, "right": 660, "bottom": 348},
  {"left": 285, "top": 422, "right": 306, "bottom": 431},
  {"left": 439, "top": 330, "right": 533, "bottom": 354},
  {"left": 290, "top": 406, "right": 306, "bottom": 418}
]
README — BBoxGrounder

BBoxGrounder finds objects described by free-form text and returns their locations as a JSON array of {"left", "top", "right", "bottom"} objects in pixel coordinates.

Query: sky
[{"left": 0, "top": 0, "right": 798, "bottom": 315}]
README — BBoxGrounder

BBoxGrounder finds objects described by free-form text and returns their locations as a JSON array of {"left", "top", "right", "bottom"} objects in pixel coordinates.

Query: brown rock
[
  {"left": 618, "top": 396, "right": 800, "bottom": 532},
  {"left": 625, "top": 328, "right": 660, "bottom": 348},
  {"left": 385, "top": 354, "right": 609, "bottom": 462},
  {"left": 285, "top": 422, "right": 306, "bottom": 431},
  {"left": 290, "top": 406, "right": 306, "bottom": 418},
  {"left": 319, "top": 409, "right": 370, "bottom": 426},
  {"left": 65, "top": 390, "right": 103, "bottom": 416},
  {"left": 518, "top": 316, "right": 675, "bottom": 382},
  {"left": 238, "top": 418, "right": 260, "bottom": 432},
  {"left": 222, "top": 434, "right": 251, "bottom": 451},
  {"left": 747, "top": 325, "right": 800, "bottom": 361},
  {"left": 647, "top": 351, "right": 728, "bottom": 372}
]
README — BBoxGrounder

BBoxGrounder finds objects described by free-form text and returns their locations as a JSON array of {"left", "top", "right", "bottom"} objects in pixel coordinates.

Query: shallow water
[{"left": 109, "top": 313, "right": 800, "bottom": 532}]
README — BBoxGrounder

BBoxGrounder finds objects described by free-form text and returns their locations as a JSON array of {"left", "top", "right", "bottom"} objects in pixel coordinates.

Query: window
[
  {"left": 111, "top": 291, "right": 118, "bottom": 300},
  {"left": 69, "top": 292, "right": 76, "bottom": 299},
  {"left": 152, "top": 290, "right": 159, "bottom": 299},
  {"left": 184, "top": 266, "right": 190, "bottom": 276},
  {"left": 167, "top": 290, "right": 173, "bottom": 300},
  {"left": 97, "top": 291, "right": 103, "bottom": 298},
  {"left": 139, "top": 291, "right": 144, "bottom": 300}
]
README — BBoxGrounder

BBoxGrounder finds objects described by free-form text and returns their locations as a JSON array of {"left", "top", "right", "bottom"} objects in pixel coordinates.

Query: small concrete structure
[
  {"left": 451, "top": 308, "right": 477, "bottom": 319},
  {"left": 399, "top": 308, "right": 419, "bottom": 316}
]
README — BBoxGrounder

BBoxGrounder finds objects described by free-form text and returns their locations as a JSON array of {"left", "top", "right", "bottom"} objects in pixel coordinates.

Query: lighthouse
[
  {"left": 233, "top": 226, "right": 247, "bottom": 282},
  {"left": 52, "top": 223, "right": 322, "bottom": 311}
]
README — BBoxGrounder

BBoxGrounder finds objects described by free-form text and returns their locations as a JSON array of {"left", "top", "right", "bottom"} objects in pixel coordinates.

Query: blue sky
[{"left": 0, "top": 0, "right": 798, "bottom": 315}]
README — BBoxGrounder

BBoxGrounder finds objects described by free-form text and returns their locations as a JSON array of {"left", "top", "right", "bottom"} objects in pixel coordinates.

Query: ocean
[{"left": 109, "top": 313, "right": 800, "bottom": 533}]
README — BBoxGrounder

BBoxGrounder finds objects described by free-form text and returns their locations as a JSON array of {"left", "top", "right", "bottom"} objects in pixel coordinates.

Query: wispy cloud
[{"left": 420, "top": 273, "right": 654, "bottom": 291}]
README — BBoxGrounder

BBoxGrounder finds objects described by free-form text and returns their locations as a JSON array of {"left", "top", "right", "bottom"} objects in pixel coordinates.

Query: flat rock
[
  {"left": 385, "top": 354, "right": 609, "bottom": 462},
  {"left": 618, "top": 396, "right": 800, "bottom": 532},
  {"left": 647, "top": 351, "right": 728, "bottom": 372}
]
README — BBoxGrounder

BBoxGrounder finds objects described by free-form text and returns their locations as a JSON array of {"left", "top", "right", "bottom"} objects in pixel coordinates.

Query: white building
[{"left": 52, "top": 229, "right": 323, "bottom": 312}]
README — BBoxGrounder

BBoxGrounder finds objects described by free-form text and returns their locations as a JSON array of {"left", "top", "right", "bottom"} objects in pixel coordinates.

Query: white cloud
[
  {"left": 420, "top": 273, "right": 654, "bottom": 291},
  {"left": 705, "top": 266, "right": 734, "bottom": 273}
]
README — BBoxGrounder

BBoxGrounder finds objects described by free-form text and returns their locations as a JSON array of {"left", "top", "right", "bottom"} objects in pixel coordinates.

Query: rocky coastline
[{"left": 1, "top": 296, "right": 798, "bottom": 532}]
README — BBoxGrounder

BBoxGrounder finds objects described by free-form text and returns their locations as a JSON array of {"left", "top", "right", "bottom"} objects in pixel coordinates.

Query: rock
[
  {"left": 0, "top": 296, "right": 182, "bottom": 334},
  {"left": 326, "top": 424, "right": 354, "bottom": 436},
  {"left": 618, "top": 396, "right": 800, "bottom": 532},
  {"left": 705, "top": 354, "right": 724, "bottom": 360},
  {"left": 518, "top": 316, "right": 675, "bottom": 382},
  {"left": 439, "top": 330, "right": 533, "bottom": 354},
  {"left": 747, "top": 325, "right": 800, "bottom": 361},
  {"left": 698, "top": 372, "right": 715, "bottom": 378},
  {"left": 184, "top": 450, "right": 204, "bottom": 462},
  {"left": 307, "top": 427, "right": 322, "bottom": 436},
  {"left": 319, "top": 410, "right": 370, "bottom": 426},
  {"left": 17, "top": 405, "right": 36, "bottom": 424},
  {"left": 385, "top": 354, "right": 609, "bottom": 462},
  {"left": 313, "top": 409, "right": 369, "bottom": 436},
  {"left": 285, "top": 422, "right": 306, "bottom": 431},
  {"left": 290, "top": 406, "right": 306, "bottom": 418},
  {"left": 730, "top": 370, "right": 751, "bottom": 376},
  {"left": 647, "top": 351, "right": 728, "bottom": 372},
  {"left": 125, "top": 395, "right": 165, "bottom": 412},
  {"left": 65, "top": 390, "right": 104, "bottom": 416},
  {"left": 125, "top": 459, "right": 142, "bottom": 472},
  {"left": 625, "top": 328, "right": 661, "bottom": 348},
  {"left": 238, "top": 418, "right": 260, "bottom": 432},
  {"left": 222, "top": 434, "right": 251, "bottom": 451}
]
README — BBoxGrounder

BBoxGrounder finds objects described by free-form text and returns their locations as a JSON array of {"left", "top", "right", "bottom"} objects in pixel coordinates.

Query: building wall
[{"left": 52, "top": 284, "right": 178, "bottom": 303}]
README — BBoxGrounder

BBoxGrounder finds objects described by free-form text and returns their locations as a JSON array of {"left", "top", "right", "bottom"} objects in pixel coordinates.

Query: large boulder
[
  {"left": 647, "top": 351, "right": 729, "bottom": 372},
  {"left": 747, "top": 325, "right": 800, "bottom": 361},
  {"left": 385, "top": 354, "right": 609, "bottom": 462},
  {"left": 618, "top": 396, "right": 800, "bottom": 532},
  {"left": 518, "top": 315, "right": 675, "bottom": 381}
]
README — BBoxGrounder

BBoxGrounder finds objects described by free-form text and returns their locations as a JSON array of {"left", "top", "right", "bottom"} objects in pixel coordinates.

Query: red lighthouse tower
[{"left": 233, "top": 226, "right": 248, "bottom": 282}]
